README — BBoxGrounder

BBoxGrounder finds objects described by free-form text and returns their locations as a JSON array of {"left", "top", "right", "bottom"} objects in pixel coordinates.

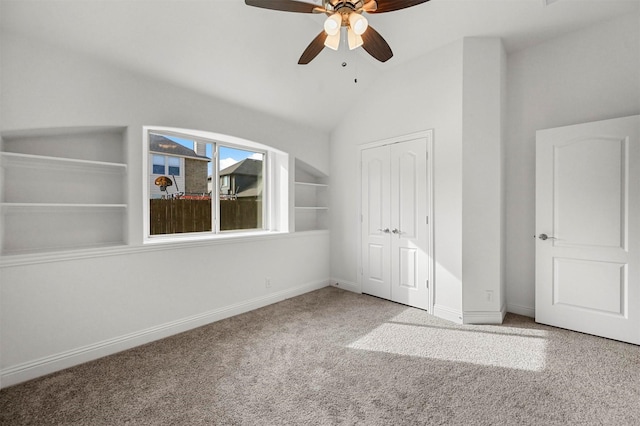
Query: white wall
[
  {"left": 461, "top": 38, "right": 506, "bottom": 321},
  {"left": 330, "top": 38, "right": 505, "bottom": 324},
  {"left": 0, "top": 32, "right": 331, "bottom": 387},
  {"left": 505, "top": 13, "right": 640, "bottom": 317},
  {"left": 330, "top": 40, "right": 466, "bottom": 319}
]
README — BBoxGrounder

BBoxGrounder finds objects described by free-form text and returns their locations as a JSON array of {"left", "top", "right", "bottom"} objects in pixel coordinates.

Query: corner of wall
[
  {"left": 461, "top": 37, "right": 506, "bottom": 315},
  {"left": 329, "top": 278, "right": 360, "bottom": 294}
]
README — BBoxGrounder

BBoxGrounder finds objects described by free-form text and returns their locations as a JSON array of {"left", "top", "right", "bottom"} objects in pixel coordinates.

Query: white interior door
[
  {"left": 390, "top": 140, "right": 429, "bottom": 310},
  {"left": 361, "top": 137, "right": 431, "bottom": 311},
  {"left": 361, "top": 145, "right": 391, "bottom": 300},
  {"left": 535, "top": 115, "right": 640, "bottom": 345}
]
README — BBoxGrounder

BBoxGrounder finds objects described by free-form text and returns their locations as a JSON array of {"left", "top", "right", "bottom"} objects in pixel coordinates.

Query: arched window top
[{"left": 146, "top": 126, "right": 287, "bottom": 157}]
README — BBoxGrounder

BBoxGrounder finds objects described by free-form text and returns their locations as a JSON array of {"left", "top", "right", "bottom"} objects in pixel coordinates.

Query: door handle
[
  {"left": 378, "top": 228, "right": 390, "bottom": 233},
  {"left": 392, "top": 228, "right": 401, "bottom": 234},
  {"left": 538, "top": 233, "right": 557, "bottom": 241}
]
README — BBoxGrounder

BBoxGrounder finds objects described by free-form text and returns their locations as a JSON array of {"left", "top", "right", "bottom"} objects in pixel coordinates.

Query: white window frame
[{"left": 143, "top": 126, "right": 289, "bottom": 244}]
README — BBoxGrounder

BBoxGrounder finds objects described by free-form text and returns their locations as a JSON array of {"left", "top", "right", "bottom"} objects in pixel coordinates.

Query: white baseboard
[
  {"left": 433, "top": 304, "right": 463, "bottom": 324},
  {"left": 0, "top": 279, "right": 330, "bottom": 389},
  {"left": 507, "top": 303, "right": 535, "bottom": 318},
  {"left": 463, "top": 304, "right": 507, "bottom": 324},
  {"left": 329, "top": 277, "right": 361, "bottom": 294}
]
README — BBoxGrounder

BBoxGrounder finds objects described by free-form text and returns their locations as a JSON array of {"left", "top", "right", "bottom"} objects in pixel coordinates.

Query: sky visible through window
[{"left": 166, "top": 135, "right": 263, "bottom": 174}]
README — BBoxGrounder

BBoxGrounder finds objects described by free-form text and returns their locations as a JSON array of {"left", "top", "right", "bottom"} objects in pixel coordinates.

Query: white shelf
[
  {"left": 1, "top": 126, "right": 128, "bottom": 255},
  {"left": 294, "top": 158, "right": 328, "bottom": 232},
  {"left": 294, "top": 181, "right": 328, "bottom": 188},
  {"left": 1, "top": 126, "right": 125, "bottom": 163},
  {"left": 1, "top": 203, "right": 127, "bottom": 209},
  {"left": 1, "top": 152, "right": 127, "bottom": 171}
]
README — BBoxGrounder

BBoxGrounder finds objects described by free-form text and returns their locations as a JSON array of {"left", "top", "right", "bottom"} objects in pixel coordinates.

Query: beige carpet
[{"left": 1, "top": 287, "right": 639, "bottom": 425}]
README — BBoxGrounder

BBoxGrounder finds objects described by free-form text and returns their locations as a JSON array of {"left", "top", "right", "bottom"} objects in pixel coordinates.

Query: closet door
[
  {"left": 390, "top": 140, "right": 429, "bottom": 310},
  {"left": 361, "top": 145, "right": 391, "bottom": 300},
  {"left": 361, "top": 138, "right": 430, "bottom": 310}
]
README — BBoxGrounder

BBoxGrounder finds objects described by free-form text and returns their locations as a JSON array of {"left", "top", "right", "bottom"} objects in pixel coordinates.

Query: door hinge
[
  {"left": 360, "top": 267, "right": 363, "bottom": 275},
  {"left": 426, "top": 216, "right": 429, "bottom": 224},
  {"left": 361, "top": 214, "right": 363, "bottom": 223},
  {"left": 426, "top": 280, "right": 429, "bottom": 289}
]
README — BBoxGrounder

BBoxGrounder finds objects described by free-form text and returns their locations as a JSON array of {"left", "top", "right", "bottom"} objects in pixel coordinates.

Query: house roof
[
  {"left": 220, "top": 158, "right": 262, "bottom": 177},
  {"left": 149, "top": 134, "right": 210, "bottom": 161}
]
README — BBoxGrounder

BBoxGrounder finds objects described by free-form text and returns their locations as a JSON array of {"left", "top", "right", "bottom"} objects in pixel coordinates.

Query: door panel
[
  {"left": 536, "top": 115, "right": 639, "bottom": 344},
  {"left": 399, "top": 247, "right": 417, "bottom": 289},
  {"left": 368, "top": 244, "right": 385, "bottom": 282},
  {"left": 391, "top": 139, "right": 429, "bottom": 310},
  {"left": 397, "top": 150, "right": 418, "bottom": 239},
  {"left": 553, "top": 258, "right": 625, "bottom": 315},
  {"left": 361, "top": 146, "right": 391, "bottom": 300},
  {"left": 554, "top": 137, "right": 625, "bottom": 249},
  {"left": 366, "top": 158, "right": 386, "bottom": 236}
]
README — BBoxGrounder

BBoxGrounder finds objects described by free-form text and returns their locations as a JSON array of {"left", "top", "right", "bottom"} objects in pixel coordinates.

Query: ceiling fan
[{"left": 245, "top": 0, "right": 430, "bottom": 64}]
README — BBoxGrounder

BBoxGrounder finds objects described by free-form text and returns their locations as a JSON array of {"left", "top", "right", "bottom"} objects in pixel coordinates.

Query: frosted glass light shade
[
  {"left": 347, "top": 28, "right": 363, "bottom": 50},
  {"left": 324, "top": 13, "right": 342, "bottom": 36},
  {"left": 348, "top": 13, "right": 368, "bottom": 35},
  {"left": 324, "top": 31, "right": 341, "bottom": 50}
]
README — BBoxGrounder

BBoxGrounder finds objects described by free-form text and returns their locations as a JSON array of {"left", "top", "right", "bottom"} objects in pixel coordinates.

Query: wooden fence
[
  {"left": 150, "top": 199, "right": 261, "bottom": 235},
  {"left": 220, "top": 199, "right": 262, "bottom": 231}
]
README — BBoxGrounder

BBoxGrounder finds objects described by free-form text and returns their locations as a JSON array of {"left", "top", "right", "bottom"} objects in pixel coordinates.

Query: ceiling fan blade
[
  {"left": 298, "top": 31, "right": 328, "bottom": 64},
  {"left": 361, "top": 26, "right": 393, "bottom": 62},
  {"left": 245, "top": 0, "right": 324, "bottom": 13},
  {"left": 364, "top": 0, "right": 430, "bottom": 14}
]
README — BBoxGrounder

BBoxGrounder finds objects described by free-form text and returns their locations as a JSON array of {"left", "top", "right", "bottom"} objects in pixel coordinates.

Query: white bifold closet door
[{"left": 361, "top": 137, "right": 430, "bottom": 311}]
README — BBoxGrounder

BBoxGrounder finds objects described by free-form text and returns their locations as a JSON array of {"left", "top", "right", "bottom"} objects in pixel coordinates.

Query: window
[
  {"left": 218, "top": 146, "right": 264, "bottom": 230},
  {"left": 168, "top": 157, "right": 180, "bottom": 176},
  {"left": 152, "top": 155, "right": 165, "bottom": 174},
  {"left": 144, "top": 127, "right": 289, "bottom": 241},
  {"left": 152, "top": 155, "right": 180, "bottom": 176}
]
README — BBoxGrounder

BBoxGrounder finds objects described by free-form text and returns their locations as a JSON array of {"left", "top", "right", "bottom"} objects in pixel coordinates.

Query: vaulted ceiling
[{"left": 1, "top": 0, "right": 638, "bottom": 131}]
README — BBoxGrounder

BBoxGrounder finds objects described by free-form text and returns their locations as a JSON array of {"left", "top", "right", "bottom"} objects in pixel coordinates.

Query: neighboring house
[
  {"left": 218, "top": 158, "right": 263, "bottom": 199},
  {"left": 149, "top": 134, "right": 210, "bottom": 199}
]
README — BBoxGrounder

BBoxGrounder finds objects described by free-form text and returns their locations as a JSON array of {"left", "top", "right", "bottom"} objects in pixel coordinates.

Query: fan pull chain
[
  {"left": 354, "top": 56, "right": 359, "bottom": 84},
  {"left": 339, "top": 41, "right": 358, "bottom": 84}
]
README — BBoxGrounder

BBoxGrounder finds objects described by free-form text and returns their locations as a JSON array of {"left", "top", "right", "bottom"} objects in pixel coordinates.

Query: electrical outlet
[
  {"left": 265, "top": 278, "right": 271, "bottom": 288},
  {"left": 485, "top": 290, "right": 493, "bottom": 302}
]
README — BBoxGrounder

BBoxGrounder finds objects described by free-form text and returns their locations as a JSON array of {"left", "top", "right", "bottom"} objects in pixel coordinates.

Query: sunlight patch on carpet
[{"left": 347, "top": 316, "right": 548, "bottom": 372}]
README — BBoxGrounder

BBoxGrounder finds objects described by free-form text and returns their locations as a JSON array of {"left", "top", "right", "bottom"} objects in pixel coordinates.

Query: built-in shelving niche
[
  {"left": 294, "top": 158, "right": 328, "bottom": 232},
  {"left": 0, "top": 126, "right": 128, "bottom": 255}
]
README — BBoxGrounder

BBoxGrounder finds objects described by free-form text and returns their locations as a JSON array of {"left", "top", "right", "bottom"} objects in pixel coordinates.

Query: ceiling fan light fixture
[
  {"left": 348, "top": 12, "right": 368, "bottom": 35},
  {"left": 324, "top": 31, "right": 341, "bottom": 50},
  {"left": 347, "top": 28, "right": 363, "bottom": 50},
  {"left": 323, "top": 13, "right": 342, "bottom": 36}
]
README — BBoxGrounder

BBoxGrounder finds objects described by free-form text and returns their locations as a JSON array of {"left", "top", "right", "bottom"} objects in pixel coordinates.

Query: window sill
[{"left": 143, "top": 229, "right": 288, "bottom": 247}]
